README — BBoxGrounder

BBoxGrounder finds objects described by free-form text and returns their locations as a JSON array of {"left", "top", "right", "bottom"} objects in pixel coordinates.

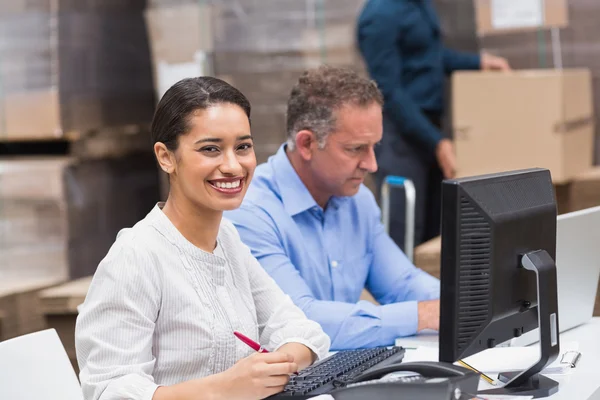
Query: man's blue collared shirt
[{"left": 225, "top": 145, "right": 440, "bottom": 350}]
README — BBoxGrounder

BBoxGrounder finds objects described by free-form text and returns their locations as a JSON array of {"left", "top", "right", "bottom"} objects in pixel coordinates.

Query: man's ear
[
  {"left": 294, "top": 130, "right": 318, "bottom": 161},
  {"left": 154, "top": 142, "right": 176, "bottom": 175}
]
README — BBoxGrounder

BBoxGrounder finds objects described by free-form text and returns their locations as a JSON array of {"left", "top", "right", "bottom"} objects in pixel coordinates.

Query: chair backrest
[{"left": 0, "top": 329, "right": 84, "bottom": 400}]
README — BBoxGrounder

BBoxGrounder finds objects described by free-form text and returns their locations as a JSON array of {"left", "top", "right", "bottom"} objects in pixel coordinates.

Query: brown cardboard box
[
  {"left": 554, "top": 167, "right": 600, "bottom": 214},
  {"left": 144, "top": 3, "right": 215, "bottom": 100},
  {"left": 414, "top": 236, "right": 442, "bottom": 279},
  {"left": 0, "top": 278, "right": 63, "bottom": 341},
  {"left": 0, "top": 154, "right": 160, "bottom": 281},
  {"left": 474, "top": 0, "right": 568, "bottom": 36},
  {"left": 2, "top": 91, "right": 62, "bottom": 140},
  {"left": 453, "top": 70, "right": 594, "bottom": 184},
  {"left": 145, "top": 3, "right": 214, "bottom": 62},
  {"left": 361, "top": 236, "right": 442, "bottom": 305},
  {"left": 0, "top": 3, "right": 154, "bottom": 140},
  {"left": 569, "top": 167, "right": 600, "bottom": 211}
]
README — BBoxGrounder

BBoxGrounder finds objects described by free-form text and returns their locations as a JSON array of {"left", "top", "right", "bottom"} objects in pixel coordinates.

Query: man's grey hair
[{"left": 286, "top": 65, "right": 384, "bottom": 150}]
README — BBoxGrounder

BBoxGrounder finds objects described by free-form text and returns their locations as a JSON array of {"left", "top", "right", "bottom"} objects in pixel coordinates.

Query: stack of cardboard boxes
[
  {"left": 0, "top": 154, "right": 160, "bottom": 341},
  {"left": 0, "top": 2, "right": 162, "bottom": 340},
  {"left": 0, "top": 154, "right": 160, "bottom": 283},
  {"left": 421, "top": 0, "right": 600, "bottom": 316},
  {"left": 450, "top": 0, "right": 600, "bottom": 215},
  {"left": 145, "top": 0, "right": 366, "bottom": 165},
  {"left": 452, "top": 68, "right": 595, "bottom": 186},
  {"left": 213, "top": 0, "right": 367, "bottom": 164},
  {"left": 0, "top": 0, "right": 155, "bottom": 140}
]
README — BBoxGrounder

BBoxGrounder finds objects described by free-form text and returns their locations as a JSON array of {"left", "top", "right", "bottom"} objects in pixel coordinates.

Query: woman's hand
[
  {"left": 216, "top": 352, "right": 298, "bottom": 400},
  {"left": 153, "top": 352, "right": 297, "bottom": 400},
  {"left": 276, "top": 342, "right": 317, "bottom": 371}
]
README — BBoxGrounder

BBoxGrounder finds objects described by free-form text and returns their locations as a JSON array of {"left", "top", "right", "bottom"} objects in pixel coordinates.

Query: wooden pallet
[
  {"left": 0, "top": 124, "right": 152, "bottom": 160},
  {"left": 0, "top": 278, "right": 65, "bottom": 341}
]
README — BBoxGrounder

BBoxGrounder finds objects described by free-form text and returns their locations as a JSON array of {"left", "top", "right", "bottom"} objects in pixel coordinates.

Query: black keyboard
[{"left": 268, "top": 346, "right": 405, "bottom": 400}]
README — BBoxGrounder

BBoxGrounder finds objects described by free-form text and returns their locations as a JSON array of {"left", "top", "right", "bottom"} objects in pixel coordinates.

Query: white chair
[{"left": 0, "top": 329, "right": 84, "bottom": 400}]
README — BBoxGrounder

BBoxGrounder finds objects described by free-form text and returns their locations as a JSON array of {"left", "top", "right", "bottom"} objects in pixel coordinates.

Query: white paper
[
  {"left": 462, "top": 341, "right": 579, "bottom": 375},
  {"left": 394, "top": 331, "right": 439, "bottom": 349},
  {"left": 491, "top": 0, "right": 545, "bottom": 29},
  {"left": 401, "top": 346, "right": 439, "bottom": 363}
]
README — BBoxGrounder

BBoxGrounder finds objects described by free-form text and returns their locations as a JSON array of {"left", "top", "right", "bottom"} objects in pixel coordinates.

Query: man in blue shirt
[
  {"left": 357, "top": 0, "right": 510, "bottom": 250},
  {"left": 225, "top": 66, "right": 440, "bottom": 350}
]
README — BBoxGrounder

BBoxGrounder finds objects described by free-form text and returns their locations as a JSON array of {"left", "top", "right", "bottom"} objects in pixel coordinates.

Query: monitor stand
[{"left": 479, "top": 250, "right": 561, "bottom": 399}]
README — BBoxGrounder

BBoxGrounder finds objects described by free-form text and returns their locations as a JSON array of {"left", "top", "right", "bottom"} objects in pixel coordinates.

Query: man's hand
[
  {"left": 417, "top": 299, "right": 440, "bottom": 331},
  {"left": 435, "top": 139, "right": 456, "bottom": 179},
  {"left": 480, "top": 52, "right": 511, "bottom": 71}
]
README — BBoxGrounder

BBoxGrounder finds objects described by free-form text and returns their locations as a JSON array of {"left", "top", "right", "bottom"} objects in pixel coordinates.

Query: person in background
[
  {"left": 75, "top": 77, "right": 330, "bottom": 400},
  {"left": 357, "top": 0, "right": 511, "bottom": 249},
  {"left": 225, "top": 66, "right": 440, "bottom": 351}
]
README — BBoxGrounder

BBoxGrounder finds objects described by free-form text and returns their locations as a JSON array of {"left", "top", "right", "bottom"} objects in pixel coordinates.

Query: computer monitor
[{"left": 439, "top": 168, "right": 560, "bottom": 398}]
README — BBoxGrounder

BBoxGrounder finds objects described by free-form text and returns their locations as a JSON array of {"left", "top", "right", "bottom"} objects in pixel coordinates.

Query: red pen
[
  {"left": 233, "top": 331, "right": 269, "bottom": 353},
  {"left": 234, "top": 331, "right": 299, "bottom": 375}
]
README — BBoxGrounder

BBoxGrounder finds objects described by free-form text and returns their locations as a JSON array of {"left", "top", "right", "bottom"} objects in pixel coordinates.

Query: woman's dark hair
[{"left": 151, "top": 76, "right": 251, "bottom": 151}]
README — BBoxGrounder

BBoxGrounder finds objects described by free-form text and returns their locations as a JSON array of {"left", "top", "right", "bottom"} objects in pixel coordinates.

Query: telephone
[{"left": 329, "top": 361, "right": 481, "bottom": 400}]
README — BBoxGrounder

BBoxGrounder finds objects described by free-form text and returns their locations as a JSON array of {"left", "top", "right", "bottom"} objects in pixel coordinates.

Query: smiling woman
[{"left": 74, "top": 77, "right": 330, "bottom": 400}]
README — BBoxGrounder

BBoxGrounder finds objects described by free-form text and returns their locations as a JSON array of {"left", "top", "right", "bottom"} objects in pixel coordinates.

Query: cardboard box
[
  {"left": 452, "top": 69, "right": 594, "bottom": 184},
  {"left": 475, "top": 0, "right": 568, "bottom": 36},
  {"left": 414, "top": 236, "right": 442, "bottom": 279},
  {"left": 568, "top": 167, "right": 600, "bottom": 211},
  {"left": 554, "top": 167, "right": 600, "bottom": 214},
  {"left": 0, "top": 4, "right": 154, "bottom": 140},
  {"left": 2, "top": 91, "right": 62, "bottom": 140},
  {"left": 0, "top": 154, "right": 159, "bottom": 281},
  {"left": 0, "top": 278, "right": 63, "bottom": 341},
  {"left": 145, "top": 3, "right": 214, "bottom": 59},
  {"left": 145, "top": 3, "right": 214, "bottom": 100}
]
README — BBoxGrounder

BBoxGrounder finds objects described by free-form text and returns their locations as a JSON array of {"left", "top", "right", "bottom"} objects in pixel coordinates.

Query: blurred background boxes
[
  {"left": 452, "top": 69, "right": 594, "bottom": 183},
  {"left": 145, "top": 0, "right": 366, "bottom": 165},
  {"left": 413, "top": 236, "right": 442, "bottom": 279},
  {"left": 145, "top": 1, "right": 214, "bottom": 100},
  {"left": 0, "top": 279, "right": 62, "bottom": 341},
  {"left": 0, "top": 154, "right": 160, "bottom": 282},
  {"left": 212, "top": 0, "right": 366, "bottom": 163},
  {"left": 555, "top": 166, "right": 600, "bottom": 213},
  {"left": 0, "top": 0, "right": 155, "bottom": 140},
  {"left": 474, "top": 0, "right": 568, "bottom": 36}
]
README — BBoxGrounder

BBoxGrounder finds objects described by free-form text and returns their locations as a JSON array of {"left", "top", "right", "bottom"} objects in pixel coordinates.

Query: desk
[
  {"left": 547, "top": 317, "right": 600, "bottom": 400},
  {"left": 399, "top": 318, "right": 600, "bottom": 399}
]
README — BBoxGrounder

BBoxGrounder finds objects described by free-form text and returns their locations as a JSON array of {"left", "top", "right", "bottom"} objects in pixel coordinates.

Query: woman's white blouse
[{"left": 75, "top": 204, "right": 330, "bottom": 400}]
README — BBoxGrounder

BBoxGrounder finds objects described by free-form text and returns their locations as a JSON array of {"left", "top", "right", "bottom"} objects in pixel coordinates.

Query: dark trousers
[{"left": 374, "top": 112, "right": 444, "bottom": 251}]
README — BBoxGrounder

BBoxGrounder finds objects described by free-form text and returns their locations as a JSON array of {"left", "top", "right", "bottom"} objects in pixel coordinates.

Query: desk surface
[
  {"left": 399, "top": 317, "right": 600, "bottom": 399},
  {"left": 550, "top": 317, "right": 600, "bottom": 400}
]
